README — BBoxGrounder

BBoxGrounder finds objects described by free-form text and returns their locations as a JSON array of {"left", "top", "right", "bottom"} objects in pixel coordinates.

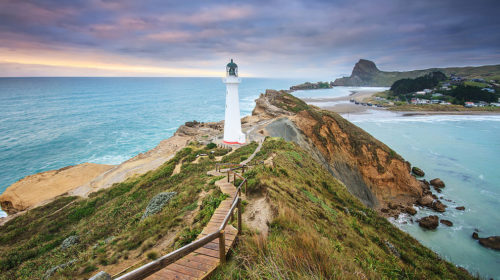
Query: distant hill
[{"left": 333, "top": 59, "right": 500, "bottom": 87}]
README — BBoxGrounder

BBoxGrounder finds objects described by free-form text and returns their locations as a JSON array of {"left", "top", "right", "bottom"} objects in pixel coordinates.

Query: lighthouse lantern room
[{"left": 222, "top": 59, "right": 246, "bottom": 145}]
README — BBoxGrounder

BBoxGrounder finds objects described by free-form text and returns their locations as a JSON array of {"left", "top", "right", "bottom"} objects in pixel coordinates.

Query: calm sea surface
[
  {"left": 0, "top": 77, "right": 301, "bottom": 198},
  {"left": 1, "top": 80, "right": 499, "bottom": 278}
]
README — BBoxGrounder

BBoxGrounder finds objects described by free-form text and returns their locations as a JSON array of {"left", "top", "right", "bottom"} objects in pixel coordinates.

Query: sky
[{"left": 1, "top": 0, "right": 499, "bottom": 79}]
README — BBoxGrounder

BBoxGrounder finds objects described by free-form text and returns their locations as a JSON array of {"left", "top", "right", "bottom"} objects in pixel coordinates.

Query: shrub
[
  {"left": 206, "top": 143, "right": 217, "bottom": 149},
  {"left": 141, "top": 192, "right": 177, "bottom": 220},
  {"left": 146, "top": 250, "right": 159, "bottom": 260}
]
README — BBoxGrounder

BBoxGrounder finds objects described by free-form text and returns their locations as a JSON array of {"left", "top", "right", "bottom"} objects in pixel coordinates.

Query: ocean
[
  {"left": 1, "top": 79, "right": 499, "bottom": 278},
  {"left": 0, "top": 77, "right": 301, "bottom": 206},
  {"left": 346, "top": 111, "right": 500, "bottom": 279}
]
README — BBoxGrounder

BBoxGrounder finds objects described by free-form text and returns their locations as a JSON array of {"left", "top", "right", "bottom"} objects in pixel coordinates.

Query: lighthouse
[{"left": 223, "top": 59, "right": 246, "bottom": 145}]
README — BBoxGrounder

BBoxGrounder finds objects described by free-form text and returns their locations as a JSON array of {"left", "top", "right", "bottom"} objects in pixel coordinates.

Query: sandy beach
[{"left": 301, "top": 89, "right": 382, "bottom": 114}]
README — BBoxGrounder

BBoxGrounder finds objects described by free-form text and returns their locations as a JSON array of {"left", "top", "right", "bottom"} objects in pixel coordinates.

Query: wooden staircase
[
  {"left": 143, "top": 175, "right": 239, "bottom": 280},
  {"left": 114, "top": 141, "right": 263, "bottom": 280}
]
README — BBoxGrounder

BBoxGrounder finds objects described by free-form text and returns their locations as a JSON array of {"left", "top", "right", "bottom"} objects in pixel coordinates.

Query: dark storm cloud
[{"left": 0, "top": 0, "right": 499, "bottom": 77}]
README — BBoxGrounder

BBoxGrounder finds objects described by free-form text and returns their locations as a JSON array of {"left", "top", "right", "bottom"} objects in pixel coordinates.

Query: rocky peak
[
  {"left": 333, "top": 59, "right": 381, "bottom": 86},
  {"left": 351, "top": 59, "right": 380, "bottom": 79}
]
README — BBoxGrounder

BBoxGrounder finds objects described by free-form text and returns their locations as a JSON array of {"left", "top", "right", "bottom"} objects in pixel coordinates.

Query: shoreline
[
  {"left": 3, "top": 87, "right": 500, "bottom": 220},
  {"left": 301, "top": 89, "right": 500, "bottom": 116}
]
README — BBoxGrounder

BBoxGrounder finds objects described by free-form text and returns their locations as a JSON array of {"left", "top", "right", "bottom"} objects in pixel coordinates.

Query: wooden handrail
[
  {"left": 114, "top": 160, "right": 257, "bottom": 280},
  {"left": 116, "top": 231, "right": 220, "bottom": 280},
  {"left": 219, "top": 196, "right": 240, "bottom": 231}
]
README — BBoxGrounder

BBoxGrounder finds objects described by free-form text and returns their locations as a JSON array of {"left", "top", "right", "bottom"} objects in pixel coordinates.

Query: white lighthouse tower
[{"left": 223, "top": 59, "right": 246, "bottom": 145}]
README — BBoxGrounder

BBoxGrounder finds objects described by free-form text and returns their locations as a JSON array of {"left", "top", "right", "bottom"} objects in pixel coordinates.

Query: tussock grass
[
  {"left": 210, "top": 138, "right": 473, "bottom": 279},
  {"left": 0, "top": 143, "right": 257, "bottom": 279}
]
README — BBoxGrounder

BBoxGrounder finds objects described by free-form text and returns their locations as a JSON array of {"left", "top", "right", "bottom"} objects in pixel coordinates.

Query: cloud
[{"left": 0, "top": 0, "right": 499, "bottom": 78}]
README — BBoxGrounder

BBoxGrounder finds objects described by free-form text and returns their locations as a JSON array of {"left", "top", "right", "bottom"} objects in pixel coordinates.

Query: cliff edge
[
  {"left": 253, "top": 89, "right": 423, "bottom": 216},
  {"left": 0, "top": 163, "right": 114, "bottom": 215}
]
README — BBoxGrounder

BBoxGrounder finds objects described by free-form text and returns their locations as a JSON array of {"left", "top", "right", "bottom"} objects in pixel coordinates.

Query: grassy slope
[
  {"left": 0, "top": 143, "right": 257, "bottom": 280},
  {"left": 210, "top": 138, "right": 472, "bottom": 279}
]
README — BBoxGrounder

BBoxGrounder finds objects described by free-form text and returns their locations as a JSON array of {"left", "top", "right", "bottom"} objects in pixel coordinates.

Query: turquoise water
[
  {"left": 0, "top": 77, "right": 301, "bottom": 208},
  {"left": 346, "top": 110, "right": 500, "bottom": 279}
]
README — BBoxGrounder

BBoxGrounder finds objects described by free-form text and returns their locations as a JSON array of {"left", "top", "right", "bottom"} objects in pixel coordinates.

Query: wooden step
[{"left": 145, "top": 169, "right": 240, "bottom": 280}]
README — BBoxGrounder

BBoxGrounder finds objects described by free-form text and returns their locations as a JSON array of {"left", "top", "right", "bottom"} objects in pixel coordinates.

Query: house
[
  {"left": 432, "top": 93, "right": 443, "bottom": 97},
  {"left": 441, "top": 86, "right": 450, "bottom": 90},
  {"left": 478, "top": 101, "right": 488, "bottom": 107},
  {"left": 415, "top": 91, "right": 426, "bottom": 95},
  {"left": 464, "top": 102, "right": 476, "bottom": 108},
  {"left": 423, "top": 89, "right": 432, "bottom": 94},
  {"left": 411, "top": 98, "right": 430, "bottom": 105},
  {"left": 431, "top": 100, "right": 441, "bottom": 104},
  {"left": 440, "top": 101, "right": 451, "bottom": 105},
  {"left": 490, "top": 103, "right": 500, "bottom": 107}
]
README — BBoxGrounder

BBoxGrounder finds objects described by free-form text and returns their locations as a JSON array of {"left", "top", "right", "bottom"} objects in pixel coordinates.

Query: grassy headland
[
  {"left": 211, "top": 138, "right": 472, "bottom": 279},
  {"left": 0, "top": 143, "right": 253, "bottom": 279}
]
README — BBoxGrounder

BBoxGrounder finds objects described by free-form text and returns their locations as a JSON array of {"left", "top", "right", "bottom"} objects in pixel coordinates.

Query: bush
[
  {"left": 206, "top": 143, "right": 217, "bottom": 149},
  {"left": 146, "top": 250, "right": 159, "bottom": 260},
  {"left": 141, "top": 192, "right": 177, "bottom": 220}
]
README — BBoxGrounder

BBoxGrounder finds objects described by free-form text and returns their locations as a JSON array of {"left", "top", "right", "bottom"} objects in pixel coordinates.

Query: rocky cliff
[
  {"left": 0, "top": 163, "right": 114, "bottom": 215},
  {"left": 333, "top": 59, "right": 500, "bottom": 86},
  {"left": 253, "top": 90, "right": 423, "bottom": 215}
]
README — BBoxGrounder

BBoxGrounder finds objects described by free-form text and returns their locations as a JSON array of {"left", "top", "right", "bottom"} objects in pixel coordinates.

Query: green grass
[
  {"left": 464, "top": 81, "right": 488, "bottom": 88},
  {"left": 210, "top": 138, "right": 474, "bottom": 279},
  {"left": 0, "top": 144, "right": 257, "bottom": 280}
]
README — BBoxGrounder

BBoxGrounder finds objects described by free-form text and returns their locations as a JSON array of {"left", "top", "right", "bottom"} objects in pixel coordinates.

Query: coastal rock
[
  {"left": 184, "top": 120, "right": 199, "bottom": 127},
  {"left": 456, "top": 206, "right": 465, "bottom": 211},
  {"left": 430, "top": 178, "right": 445, "bottom": 188},
  {"left": 420, "top": 179, "right": 430, "bottom": 190},
  {"left": 141, "top": 192, "right": 177, "bottom": 220},
  {"left": 417, "top": 195, "right": 434, "bottom": 207},
  {"left": 89, "top": 271, "right": 112, "bottom": 280},
  {"left": 43, "top": 259, "right": 77, "bottom": 279},
  {"left": 440, "top": 219, "right": 453, "bottom": 226},
  {"left": 384, "top": 240, "right": 401, "bottom": 258},
  {"left": 411, "top": 167, "right": 425, "bottom": 177},
  {"left": 418, "top": 215, "right": 439, "bottom": 230},
  {"left": 478, "top": 236, "right": 500, "bottom": 251},
  {"left": 252, "top": 90, "right": 293, "bottom": 119},
  {"left": 61, "top": 235, "right": 79, "bottom": 250},
  {"left": 431, "top": 200, "right": 447, "bottom": 212},
  {"left": 405, "top": 206, "right": 417, "bottom": 215},
  {"left": 388, "top": 202, "right": 398, "bottom": 209},
  {"left": 472, "top": 232, "right": 479, "bottom": 240}
]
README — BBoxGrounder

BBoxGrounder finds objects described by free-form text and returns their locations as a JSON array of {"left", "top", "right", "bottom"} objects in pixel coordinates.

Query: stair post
[
  {"left": 219, "top": 230, "right": 226, "bottom": 263},
  {"left": 237, "top": 198, "right": 242, "bottom": 233}
]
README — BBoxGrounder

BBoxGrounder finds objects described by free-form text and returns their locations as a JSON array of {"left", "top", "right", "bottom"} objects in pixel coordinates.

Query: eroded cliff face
[
  {"left": 255, "top": 90, "right": 423, "bottom": 215},
  {"left": 0, "top": 163, "right": 115, "bottom": 214},
  {"left": 292, "top": 110, "right": 422, "bottom": 210}
]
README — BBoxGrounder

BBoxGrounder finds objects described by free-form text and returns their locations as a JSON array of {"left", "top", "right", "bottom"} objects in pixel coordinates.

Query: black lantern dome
[{"left": 226, "top": 59, "right": 238, "bottom": 77}]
